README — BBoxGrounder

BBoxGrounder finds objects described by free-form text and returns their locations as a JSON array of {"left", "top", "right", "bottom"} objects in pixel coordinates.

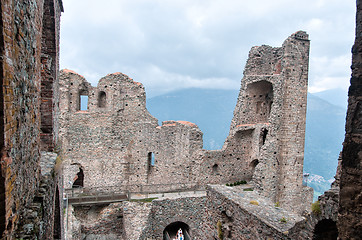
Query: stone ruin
[
  {"left": 60, "top": 31, "right": 317, "bottom": 239},
  {"left": 1, "top": 0, "right": 360, "bottom": 239}
]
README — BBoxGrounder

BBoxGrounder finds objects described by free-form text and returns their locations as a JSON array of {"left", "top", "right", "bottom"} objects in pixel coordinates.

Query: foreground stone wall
[
  {"left": 140, "top": 196, "right": 207, "bottom": 239},
  {"left": 338, "top": 0, "right": 362, "bottom": 238},
  {"left": 201, "top": 185, "right": 309, "bottom": 240},
  {"left": 0, "top": 0, "right": 63, "bottom": 238}
]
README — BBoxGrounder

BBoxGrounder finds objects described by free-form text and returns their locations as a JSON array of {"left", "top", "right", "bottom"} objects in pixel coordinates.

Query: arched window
[
  {"left": 313, "top": 219, "right": 338, "bottom": 240},
  {"left": 212, "top": 164, "right": 219, "bottom": 173},
  {"left": 250, "top": 159, "right": 259, "bottom": 178},
  {"left": 98, "top": 91, "right": 106, "bottom": 108},
  {"left": 72, "top": 168, "right": 84, "bottom": 188},
  {"left": 163, "top": 221, "right": 191, "bottom": 240},
  {"left": 245, "top": 81, "right": 273, "bottom": 123}
]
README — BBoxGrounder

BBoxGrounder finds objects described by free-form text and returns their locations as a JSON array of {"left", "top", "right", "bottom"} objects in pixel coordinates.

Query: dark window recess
[
  {"left": 98, "top": 91, "right": 106, "bottom": 108},
  {"left": 261, "top": 128, "right": 268, "bottom": 145},
  {"left": 313, "top": 219, "right": 338, "bottom": 240},
  {"left": 212, "top": 164, "right": 218, "bottom": 173},
  {"left": 72, "top": 168, "right": 84, "bottom": 188}
]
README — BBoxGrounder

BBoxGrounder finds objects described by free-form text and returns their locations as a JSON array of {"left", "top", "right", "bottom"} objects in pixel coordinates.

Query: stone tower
[{"left": 230, "top": 31, "right": 312, "bottom": 213}]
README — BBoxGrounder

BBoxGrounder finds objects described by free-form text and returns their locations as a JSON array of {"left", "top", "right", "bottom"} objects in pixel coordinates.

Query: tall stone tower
[{"left": 230, "top": 31, "right": 312, "bottom": 213}]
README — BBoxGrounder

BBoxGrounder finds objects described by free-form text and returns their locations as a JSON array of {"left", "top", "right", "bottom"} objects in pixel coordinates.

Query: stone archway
[
  {"left": 163, "top": 221, "right": 191, "bottom": 240},
  {"left": 313, "top": 219, "right": 338, "bottom": 240},
  {"left": 72, "top": 168, "right": 84, "bottom": 188}
]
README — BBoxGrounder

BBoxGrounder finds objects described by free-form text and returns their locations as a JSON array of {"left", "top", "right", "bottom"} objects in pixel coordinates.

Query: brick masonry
[{"left": 0, "top": 0, "right": 63, "bottom": 238}]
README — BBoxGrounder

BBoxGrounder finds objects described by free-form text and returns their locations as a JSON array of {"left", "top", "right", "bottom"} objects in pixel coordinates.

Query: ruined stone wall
[
  {"left": 230, "top": 31, "right": 312, "bottom": 213},
  {"left": 338, "top": 0, "right": 362, "bottom": 238},
  {"left": 200, "top": 185, "right": 310, "bottom": 240},
  {"left": 59, "top": 69, "right": 265, "bottom": 193},
  {"left": 60, "top": 32, "right": 312, "bottom": 217},
  {"left": 140, "top": 196, "right": 207, "bottom": 240},
  {"left": 0, "top": 0, "right": 63, "bottom": 238}
]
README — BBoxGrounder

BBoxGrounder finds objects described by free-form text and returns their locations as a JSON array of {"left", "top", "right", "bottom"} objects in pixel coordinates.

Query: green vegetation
[
  {"left": 130, "top": 197, "right": 158, "bottom": 203},
  {"left": 217, "top": 220, "right": 223, "bottom": 240},
  {"left": 311, "top": 200, "right": 321, "bottom": 215},
  {"left": 243, "top": 188, "right": 253, "bottom": 191},
  {"left": 274, "top": 202, "right": 280, "bottom": 207},
  {"left": 250, "top": 200, "right": 259, "bottom": 206},
  {"left": 226, "top": 180, "right": 247, "bottom": 186},
  {"left": 280, "top": 217, "right": 287, "bottom": 223}
]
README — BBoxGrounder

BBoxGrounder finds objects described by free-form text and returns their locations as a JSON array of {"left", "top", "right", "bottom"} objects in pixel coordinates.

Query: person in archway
[{"left": 174, "top": 228, "right": 184, "bottom": 240}]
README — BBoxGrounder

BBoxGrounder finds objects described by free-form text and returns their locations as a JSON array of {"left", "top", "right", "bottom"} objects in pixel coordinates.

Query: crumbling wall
[
  {"left": 201, "top": 185, "right": 309, "bottom": 240},
  {"left": 230, "top": 31, "right": 312, "bottom": 213},
  {"left": 0, "top": 0, "right": 63, "bottom": 238},
  {"left": 140, "top": 196, "right": 207, "bottom": 240},
  {"left": 60, "top": 32, "right": 312, "bottom": 218}
]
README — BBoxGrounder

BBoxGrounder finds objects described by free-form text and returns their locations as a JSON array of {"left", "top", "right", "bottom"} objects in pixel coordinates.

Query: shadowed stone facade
[
  {"left": 338, "top": 0, "right": 362, "bottom": 238},
  {"left": 0, "top": 0, "right": 63, "bottom": 238}
]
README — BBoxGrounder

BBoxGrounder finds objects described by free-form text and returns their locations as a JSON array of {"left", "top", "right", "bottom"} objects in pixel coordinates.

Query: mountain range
[{"left": 146, "top": 88, "right": 347, "bottom": 199}]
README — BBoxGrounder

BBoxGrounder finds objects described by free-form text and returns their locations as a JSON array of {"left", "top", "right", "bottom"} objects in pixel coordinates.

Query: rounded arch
[
  {"left": 245, "top": 80, "right": 273, "bottom": 123},
  {"left": 72, "top": 168, "right": 84, "bottom": 188},
  {"left": 98, "top": 91, "right": 107, "bottom": 108},
  {"left": 313, "top": 219, "right": 338, "bottom": 240},
  {"left": 163, "top": 221, "right": 191, "bottom": 240}
]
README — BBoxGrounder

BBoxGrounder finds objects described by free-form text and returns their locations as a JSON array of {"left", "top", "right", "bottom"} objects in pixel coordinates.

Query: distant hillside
[
  {"left": 304, "top": 94, "right": 346, "bottom": 180},
  {"left": 147, "top": 88, "right": 239, "bottom": 150},
  {"left": 146, "top": 88, "right": 346, "bottom": 197},
  {"left": 313, "top": 88, "right": 348, "bottom": 109}
]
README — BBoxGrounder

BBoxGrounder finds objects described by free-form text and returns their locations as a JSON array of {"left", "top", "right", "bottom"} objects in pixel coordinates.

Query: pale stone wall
[
  {"left": 230, "top": 31, "right": 312, "bottom": 213},
  {"left": 60, "top": 32, "right": 312, "bottom": 216}
]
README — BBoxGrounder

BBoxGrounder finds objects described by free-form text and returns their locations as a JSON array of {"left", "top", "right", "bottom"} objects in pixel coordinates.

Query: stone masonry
[
  {"left": 0, "top": 0, "right": 63, "bottom": 239},
  {"left": 60, "top": 32, "right": 313, "bottom": 217}
]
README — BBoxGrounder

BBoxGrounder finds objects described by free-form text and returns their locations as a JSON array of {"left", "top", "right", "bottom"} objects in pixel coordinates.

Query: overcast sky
[{"left": 60, "top": 0, "right": 355, "bottom": 98}]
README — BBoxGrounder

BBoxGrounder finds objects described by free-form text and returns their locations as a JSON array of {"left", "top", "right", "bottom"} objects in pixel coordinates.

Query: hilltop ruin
[{"left": 60, "top": 31, "right": 315, "bottom": 239}]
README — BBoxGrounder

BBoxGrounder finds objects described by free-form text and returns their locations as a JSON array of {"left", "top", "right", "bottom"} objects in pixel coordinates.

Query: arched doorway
[
  {"left": 163, "top": 221, "right": 191, "bottom": 240},
  {"left": 72, "top": 168, "right": 84, "bottom": 188},
  {"left": 313, "top": 219, "right": 338, "bottom": 240}
]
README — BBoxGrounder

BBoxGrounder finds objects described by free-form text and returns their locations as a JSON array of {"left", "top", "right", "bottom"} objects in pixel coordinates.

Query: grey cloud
[{"left": 60, "top": 0, "right": 355, "bottom": 97}]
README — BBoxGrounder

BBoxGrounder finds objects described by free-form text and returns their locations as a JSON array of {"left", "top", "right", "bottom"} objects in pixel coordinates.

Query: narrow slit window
[
  {"left": 148, "top": 152, "right": 155, "bottom": 170},
  {"left": 80, "top": 95, "right": 88, "bottom": 111}
]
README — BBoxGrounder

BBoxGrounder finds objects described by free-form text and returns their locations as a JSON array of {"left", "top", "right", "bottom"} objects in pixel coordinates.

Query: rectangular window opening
[
  {"left": 148, "top": 152, "right": 155, "bottom": 171},
  {"left": 80, "top": 95, "right": 88, "bottom": 111}
]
